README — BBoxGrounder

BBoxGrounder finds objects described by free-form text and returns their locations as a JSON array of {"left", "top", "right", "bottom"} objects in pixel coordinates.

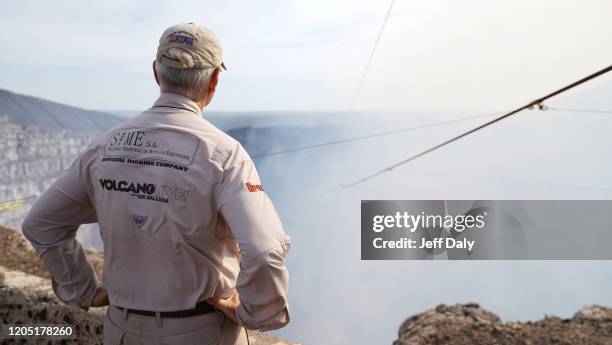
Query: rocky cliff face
[
  {"left": 0, "top": 89, "right": 123, "bottom": 248},
  {"left": 395, "top": 303, "right": 612, "bottom": 345},
  {"left": 0, "top": 114, "right": 102, "bottom": 237},
  {"left": 0, "top": 226, "right": 297, "bottom": 345}
]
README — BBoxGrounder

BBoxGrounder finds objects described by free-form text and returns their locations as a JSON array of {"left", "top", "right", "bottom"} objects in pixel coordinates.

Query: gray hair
[{"left": 155, "top": 50, "right": 216, "bottom": 102}]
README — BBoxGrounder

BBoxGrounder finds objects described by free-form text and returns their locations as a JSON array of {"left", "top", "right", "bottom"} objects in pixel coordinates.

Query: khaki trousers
[{"left": 103, "top": 305, "right": 248, "bottom": 345}]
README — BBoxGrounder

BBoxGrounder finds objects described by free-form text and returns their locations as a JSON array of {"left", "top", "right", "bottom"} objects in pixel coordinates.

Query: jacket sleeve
[
  {"left": 216, "top": 146, "right": 291, "bottom": 331},
  {"left": 22, "top": 150, "right": 99, "bottom": 310}
]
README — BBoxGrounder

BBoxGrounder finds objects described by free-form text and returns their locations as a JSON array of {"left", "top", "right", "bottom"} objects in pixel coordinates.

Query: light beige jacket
[{"left": 22, "top": 93, "right": 291, "bottom": 331}]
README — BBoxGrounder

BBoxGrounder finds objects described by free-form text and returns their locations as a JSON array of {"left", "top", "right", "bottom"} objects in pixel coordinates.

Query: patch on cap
[
  {"left": 166, "top": 31, "right": 195, "bottom": 46},
  {"left": 156, "top": 23, "right": 226, "bottom": 70}
]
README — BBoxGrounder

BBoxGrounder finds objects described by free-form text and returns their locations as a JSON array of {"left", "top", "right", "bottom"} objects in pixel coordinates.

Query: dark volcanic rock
[{"left": 395, "top": 303, "right": 612, "bottom": 345}]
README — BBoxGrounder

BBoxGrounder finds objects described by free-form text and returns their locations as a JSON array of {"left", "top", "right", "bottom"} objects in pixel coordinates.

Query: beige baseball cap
[{"left": 156, "top": 23, "right": 227, "bottom": 70}]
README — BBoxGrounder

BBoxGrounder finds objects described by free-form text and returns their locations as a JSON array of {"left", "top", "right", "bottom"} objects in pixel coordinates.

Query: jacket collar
[{"left": 152, "top": 93, "right": 202, "bottom": 116}]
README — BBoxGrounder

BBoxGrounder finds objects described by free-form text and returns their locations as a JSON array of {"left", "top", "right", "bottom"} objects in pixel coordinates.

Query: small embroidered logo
[
  {"left": 167, "top": 31, "right": 195, "bottom": 46},
  {"left": 245, "top": 182, "right": 264, "bottom": 193},
  {"left": 132, "top": 214, "right": 148, "bottom": 227}
]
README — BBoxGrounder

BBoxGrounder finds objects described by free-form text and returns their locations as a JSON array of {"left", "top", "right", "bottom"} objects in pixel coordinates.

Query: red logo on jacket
[{"left": 245, "top": 182, "right": 264, "bottom": 192}]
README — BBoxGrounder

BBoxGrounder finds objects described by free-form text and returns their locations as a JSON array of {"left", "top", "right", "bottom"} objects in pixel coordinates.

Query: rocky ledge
[{"left": 395, "top": 303, "right": 612, "bottom": 345}]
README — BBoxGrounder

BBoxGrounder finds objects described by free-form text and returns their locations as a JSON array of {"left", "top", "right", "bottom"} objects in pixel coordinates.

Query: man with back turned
[{"left": 23, "top": 22, "right": 291, "bottom": 344}]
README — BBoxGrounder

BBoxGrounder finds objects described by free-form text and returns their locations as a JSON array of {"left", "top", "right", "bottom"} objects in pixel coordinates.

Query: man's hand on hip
[
  {"left": 51, "top": 279, "right": 109, "bottom": 308},
  {"left": 90, "top": 287, "right": 110, "bottom": 307},
  {"left": 207, "top": 289, "right": 240, "bottom": 323}
]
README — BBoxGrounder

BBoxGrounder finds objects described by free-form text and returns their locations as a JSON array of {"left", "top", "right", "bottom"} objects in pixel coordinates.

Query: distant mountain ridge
[{"left": 0, "top": 88, "right": 123, "bottom": 130}]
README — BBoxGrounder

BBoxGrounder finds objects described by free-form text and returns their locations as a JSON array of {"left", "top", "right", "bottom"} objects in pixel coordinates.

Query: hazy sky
[{"left": 1, "top": 0, "right": 612, "bottom": 112}]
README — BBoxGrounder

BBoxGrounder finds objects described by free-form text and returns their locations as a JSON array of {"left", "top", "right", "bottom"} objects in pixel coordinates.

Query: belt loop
[
  {"left": 155, "top": 311, "right": 163, "bottom": 328},
  {"left": 123, "top": 307, "right": 128, "bottom": 321}
]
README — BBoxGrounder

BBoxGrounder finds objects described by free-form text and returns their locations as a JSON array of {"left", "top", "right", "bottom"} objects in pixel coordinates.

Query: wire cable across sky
[
  {"left": 343, "top": 64, "right": 612, "bottom": 188},
  {"left": 547, "top": 107, "right": 612, "bottom": 115},
  {"left": 252, "top": 111, "right": 498, "bottom": 159},
  {"left": 343, "top": 0, "right": 396, "bottom": 120}
]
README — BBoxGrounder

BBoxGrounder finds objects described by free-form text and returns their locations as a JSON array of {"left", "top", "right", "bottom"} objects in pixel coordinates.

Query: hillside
[
  {"left": 0, "top": 226, "right": 297, "bottom": 345},
  {"left": 0, "top": 89, "right": 123, "bottom": 130}
]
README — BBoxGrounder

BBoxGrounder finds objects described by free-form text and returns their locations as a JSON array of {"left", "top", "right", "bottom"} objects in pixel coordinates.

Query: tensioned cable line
[
  {"left": 0, "top": 195, "right": 39, "bottom": 204},
  {"left": 266, "top": 168, "right": 612, "bottom": 193},
  {"left": 343, "top": 0, "right": 396, "bottom": 120},
  {"left": 343, "top": 64, "right": 612, "bottom": 188},
  {"left": 252, "top": 111, "right": 498, "bottom": 159},
  {"left": 547, "top": 107, "right": 612, "bottom": 115},
  {"left": 250, "top": 104, "right": 612, "bottom": 159},
  {"left": 0, "top": 195, "right": 39, "bottom": 211},
  {"left": 322, "top": 0, "right": 396, "bottom": 190}
]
